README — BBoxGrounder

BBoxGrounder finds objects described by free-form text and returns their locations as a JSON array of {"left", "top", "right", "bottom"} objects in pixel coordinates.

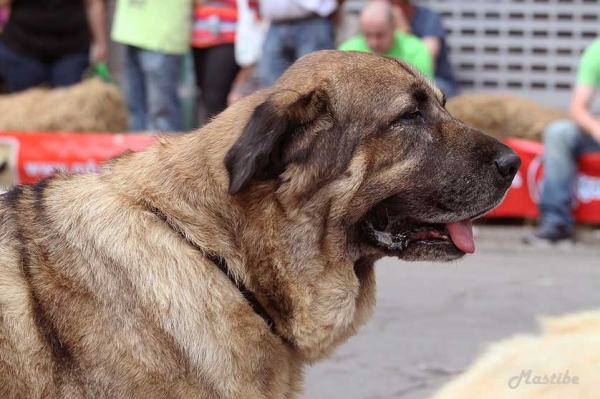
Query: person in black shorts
[{"left": 0, "top": 0, "right": 107, "bottom": 93}]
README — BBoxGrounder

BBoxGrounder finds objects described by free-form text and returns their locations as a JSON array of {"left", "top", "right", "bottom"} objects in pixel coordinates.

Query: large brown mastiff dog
[{"left": 0, "top": 51, "right": 520, "bottom": 398}]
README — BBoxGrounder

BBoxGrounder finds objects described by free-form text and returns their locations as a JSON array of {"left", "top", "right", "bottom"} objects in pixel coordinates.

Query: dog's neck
[
  {"left": 139, "top": 198, "right": 289, "bottom": 341},
  {"left": 108, "top": 110, "right": 376, "bottom": 362}
]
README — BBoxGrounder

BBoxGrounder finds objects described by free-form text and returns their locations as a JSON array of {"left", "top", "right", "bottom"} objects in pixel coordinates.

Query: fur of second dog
[{"left": 0, "top": 50, "right": 519, "bottom": 398}]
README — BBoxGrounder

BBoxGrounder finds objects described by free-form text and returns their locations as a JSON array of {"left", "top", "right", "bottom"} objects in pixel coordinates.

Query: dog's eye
[
  {"left": 390, "top": 110, "right": 422, "bottom": 127},
  {"left": 402, "top": 110, "right": 422, "bottom": 120}
]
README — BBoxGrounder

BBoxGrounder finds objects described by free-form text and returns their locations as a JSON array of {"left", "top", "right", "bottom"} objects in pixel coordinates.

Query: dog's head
[{"left": 225, "top": 50, "right": 520, "bottom": 263}]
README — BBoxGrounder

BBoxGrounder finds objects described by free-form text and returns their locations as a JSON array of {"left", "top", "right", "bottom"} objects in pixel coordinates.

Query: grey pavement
[{"left": 304, "top": 225, "right": 600, "bottom": 399}]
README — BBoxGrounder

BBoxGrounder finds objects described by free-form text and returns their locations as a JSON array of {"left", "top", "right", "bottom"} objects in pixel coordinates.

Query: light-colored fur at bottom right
[{"left": 431, "top": 311, "right": 600, "bottom": 399}]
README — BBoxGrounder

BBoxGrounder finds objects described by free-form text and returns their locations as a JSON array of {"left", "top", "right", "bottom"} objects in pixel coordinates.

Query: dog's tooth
[{"left": 382, "top": 231, "right": 393, "bottom": 246}]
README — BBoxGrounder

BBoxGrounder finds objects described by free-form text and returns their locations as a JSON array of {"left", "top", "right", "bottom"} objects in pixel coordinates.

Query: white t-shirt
[{"left": 260, "top": 0, "right": 338, "bottom": 22}]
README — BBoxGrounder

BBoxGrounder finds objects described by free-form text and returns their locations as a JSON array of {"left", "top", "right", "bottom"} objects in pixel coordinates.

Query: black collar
[{"left": 143, "top": 202, "right": 278, "bottom": 336}]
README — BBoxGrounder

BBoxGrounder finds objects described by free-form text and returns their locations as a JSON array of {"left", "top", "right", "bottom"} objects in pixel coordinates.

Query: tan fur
[
  {"left": 0, "top": 51, "right": 516, "bottom": 398},
  {"left": 430, "top": 311, "right": 600, "bottom": 399}
]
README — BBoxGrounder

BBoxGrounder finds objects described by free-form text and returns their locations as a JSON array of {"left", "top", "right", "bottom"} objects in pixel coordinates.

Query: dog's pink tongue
[{"left": 446, "top": 220, "right": 475, "bottom": 253}]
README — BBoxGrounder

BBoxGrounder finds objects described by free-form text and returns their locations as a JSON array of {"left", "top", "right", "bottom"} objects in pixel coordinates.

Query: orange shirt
[{"left": 192, "top": 0, "right": 259, "bottom": 48}]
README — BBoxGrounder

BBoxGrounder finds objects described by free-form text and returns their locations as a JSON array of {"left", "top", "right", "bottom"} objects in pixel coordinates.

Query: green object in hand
[{"left": 93, "top": 62, "right": 112, "bottom": 83}]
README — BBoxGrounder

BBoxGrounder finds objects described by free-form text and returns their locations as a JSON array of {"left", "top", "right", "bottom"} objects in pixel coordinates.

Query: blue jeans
[
  {"left": 122, "top": 45, "right": 183, "bottom": 132},
  {"left": 258, "top": 16, "right": 335, "bottom": 88},
  {"left": 540, "top": 120, "right": 600, "bottom": 228},
  {"left": 0, "top": 41, "right": 88, "bottom": 92}
]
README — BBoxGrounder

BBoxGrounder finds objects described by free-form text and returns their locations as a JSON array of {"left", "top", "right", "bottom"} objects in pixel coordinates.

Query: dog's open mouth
[{"left": 359, "top": 201, "right": 475, "bottom": 255}]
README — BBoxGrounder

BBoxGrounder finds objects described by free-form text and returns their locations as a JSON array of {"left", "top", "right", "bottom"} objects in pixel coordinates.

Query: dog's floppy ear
[{"left": 225, "top": 87, "right": 328, "bottom": 195}]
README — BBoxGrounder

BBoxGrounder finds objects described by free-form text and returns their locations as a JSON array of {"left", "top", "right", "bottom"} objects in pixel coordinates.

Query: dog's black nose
[{"left": 494, "top": 150, "right": 521, "bottom": 180}]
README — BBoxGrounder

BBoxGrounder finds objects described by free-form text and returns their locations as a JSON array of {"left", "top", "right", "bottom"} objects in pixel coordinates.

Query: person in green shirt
[
  {"left": 338, "top": 0, "right": 433, "bottom": 79},
  {"left": 112, "top": 0, "right": 192, "bottom": 132},
  {"left": 524, "top": 38, "right": 600, "bottom": 245}
]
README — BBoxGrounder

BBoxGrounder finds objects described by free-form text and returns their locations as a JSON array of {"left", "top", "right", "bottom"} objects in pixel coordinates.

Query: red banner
[
  {"left": 0, "top": 133, "right": 156, "bottom": 187},
  {"left": 1, "top": 133, "right": 599, "bottom": 223},
  {"left": 487, "top": 138, "right": 600, "bottom": 223}
]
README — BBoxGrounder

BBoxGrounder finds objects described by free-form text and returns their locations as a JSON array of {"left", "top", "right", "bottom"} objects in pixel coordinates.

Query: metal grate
[{"left": 418, "top": 0, "right": 600, "bottom": 109}]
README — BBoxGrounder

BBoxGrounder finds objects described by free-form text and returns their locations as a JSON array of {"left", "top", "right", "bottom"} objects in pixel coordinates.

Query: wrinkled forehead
[
  {"left": 273, "top": 51, "right": 445, "bottom": 114},
  {"left": 369, "top": 58, "right": 442, "bottom": 99},
  {"left": 331, "top": 57, "right": 445, "bottom": 117}
]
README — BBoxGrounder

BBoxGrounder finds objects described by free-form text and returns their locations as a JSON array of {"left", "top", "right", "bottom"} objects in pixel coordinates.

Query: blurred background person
[
  {"left": 336, "top": 0, "right": 366, "bottom": 45},
  {"left": 390, "top": 0, "right": 458, "bottom": 97},
  {"left": 0, "top": 0, "right": 107, "bottom": 93},
  {"left": 258, "top": 0, "right": 339, "bottom": 88},
  {"left": 112, "top": 0, "right": 191, "bottom": 132},
  {"left": 525, "top": 37, "right": 600, "bottom": 245},
  {"left": 226, "top": 65, "right": 259, "bottom": 106},
  {"left": 339, "top": 0, "right": 433, "bottom": 78},
  {"left": 192, "top": 0, "right": 258, "bottom": 121}
]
